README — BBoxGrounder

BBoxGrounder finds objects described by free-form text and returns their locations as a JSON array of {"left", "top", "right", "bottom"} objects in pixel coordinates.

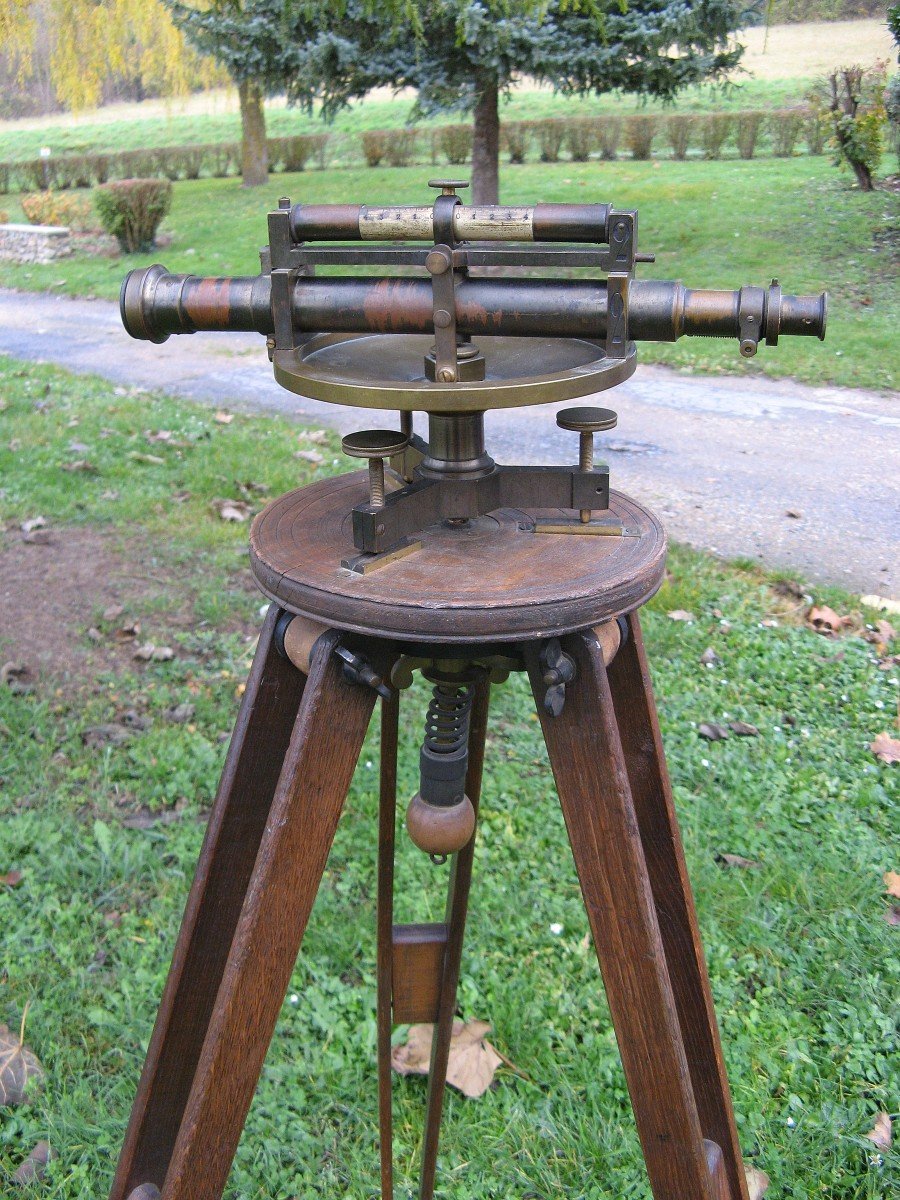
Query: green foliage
[
  {"left": 597, "top": 114, "right": 623, "bottom": 160},
  {"left": 384, "top": 128, "right": 419, "bottom": 167},
  {"left": 666, "top": 113, "right": 695, "bottom": 161},
  {"left": 438, "top": 123, "right": 473, "bottom": 164},
  {"left": 564, "top": 116, "right": 597, "bottom": 162},
  {"left": 361, "top": 128, "right": 389, "bottom": 166},
  {"left": 533, "top": 117, "right": 566, "bottom": 162},
  {"left": 886, "top": 74, "right": 900, "bottom": 165},
  {"left": 93, "top": 178, "right": 173, "bottom": 252},
  {"left": 822, "top": 63, "right": 887, "bottom": 189},
  {"left": 20, "top": 190, "right": 94, "bottom": 230},
  {"left": 501, "top": 120, "right": 530, "bottom": 164},
  {"left": 769, "top": 107, "right": 806, "bottom": 157}
]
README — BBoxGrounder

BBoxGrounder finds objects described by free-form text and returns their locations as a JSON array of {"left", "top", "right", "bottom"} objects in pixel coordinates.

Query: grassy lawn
[
  {"left": 1, "top": 156, "right": 896, "bottom": 393},
  {"left": 0, "top": 357, "right": 897, "bottom": 1197}
]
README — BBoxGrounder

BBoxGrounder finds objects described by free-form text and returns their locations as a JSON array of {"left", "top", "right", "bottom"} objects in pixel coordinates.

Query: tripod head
[{"left": 120, "top": 179, "right": 827, "bottom": 566}]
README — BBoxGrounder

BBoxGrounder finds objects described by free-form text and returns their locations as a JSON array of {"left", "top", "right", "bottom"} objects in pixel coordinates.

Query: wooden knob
[
  {"left": 555, "top": 406, "right": 618, "bottom": 433},
  {"left": 406, "top": 793, "right": 475, "bottom": 855}
]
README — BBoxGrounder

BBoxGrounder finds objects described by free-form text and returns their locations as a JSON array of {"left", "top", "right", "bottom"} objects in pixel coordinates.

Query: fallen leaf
[
  {"left": 121, "top": 808, "right": 184, "bottom": 830},
  {"left": 0, "top": 870, "right": 23, "bottom": 887},
  {"left": 716, "top": 852, "right": 761, "bottom": 870},
  {"left": 0, "top": 1023, "right": 44, "bottom": 1106},
  {"left": 871, "top": 733, "right": 900, "bottom": 764},
  {"left": 295, "top": 449, "right": 324, "bottom": 464},
  {"left": 772, "top": 579, "right": 804, "bottom": 601},
  {"left": 864, "top": 1111, "right": 892, "bottom": 1151},
  {"left": 20, "top": 516, "right": 47, "bottom": 534},
  {"left": 165, "top": 702, "right": 195, "bottom": 723},
  {"left": 391, "top": 1019, "right": 504, "bottom": 1098},
  {"left": 12, "top": 1139, "right": 56, "bottom": 1185},
  {"left": 128, "top": 451, "right": 165, "bottom": 466},
  {"left": 214, "top": 411, "right": 234, "bottom": 424},
  {"left": 1, "top": 663, "right": 34, "bottom": 694},
  {"left": 81, "top": 723, "right": 133, "bottom": 748},
  {"left": 760, "top": 618, "right": 779, "bottom": 628},
  {"left": 807, "top": 605, "right": 846, "bottom": 635},
  {"left": 61, "top": 458, "right": 97, "bottom": 472},
  {"left": 22, "top": 527, "right": 52, "bottom": 545},
  {"left": 102, "top": 604, "right": 124, "bottom": 622},
  {"left": 885, "top": 905, "right": 900, "bottom": 927},
  {"left": 667, "top": 609, "right": 695, "bottom": 622},
  {"left": 729, "top": 720, "right": 759, "bottom": 737},
  {"left": 120, "top": 709, "right": 152, "bottom": 731},
  {"left": 860, "top": 594, "right": 900, "bottom": 615},
  {"left": 298, "top": 429, "right": 328, "bottom": 444},
  {"left": 699, "top": 722, "right": 729, "bottom": 741},
  {"left": 100, "top": 488, "right": 119, "bottom": 500},
  {"left": 133, "top": 643, "right": 174, "bottom": 662},
  {"left": 114, "top": 621, "right": 140, "bottom": 641},
  {"left": 236, "top": 480, "right": 270, "bottom": 498},
  {"left": 744, "top": 1165, "right": 770, "bottom": 1200},
  {"left": 699, "top": 647, "right": 720, "bottom": 666},
  {"left": 68, "top": 439, "right": 89, "bottom": 453},
  {"left": 212, "top": 498, "right": 252, "bottom": 522},
  {"left": 145, "top": 429, "right": 173, "bottom": 443},
  {"left": 784, "top": 509, "right": 802, "bottom": 519},
  {"left": 884, "top": 871, "right": 900, "bottom": 899}
]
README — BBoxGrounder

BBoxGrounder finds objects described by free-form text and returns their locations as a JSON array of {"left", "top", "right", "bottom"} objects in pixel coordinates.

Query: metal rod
[
  {"left": 377, "top": 691, "right": 400, "bottom": 1200},
  {"left": 418, "top": 677, "right": 490, "bottom": 1200}
]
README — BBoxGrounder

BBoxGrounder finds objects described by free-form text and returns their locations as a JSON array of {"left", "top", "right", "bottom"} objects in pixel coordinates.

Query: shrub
[
  {"left": 566, "top": 118, "right": 597, "bottom": 162},
  {"left": 887, "top": 73, "right": 900, "bottom": 167},
  {"left": 624, "top": 114, "right": 657, "bottom": 160},
  {"left": 385, "top": 128, "right": 419, "bottom": 168},
  {"left": 502, "top": 121, "right": 530, "bottom": 163},
  {"left": 439, "top": 124, "right": 473, "bottom": 164},
  {"left": 699, "top": 113, "right": 732, "bottom": 159},
  {"left": 805, "top": 110, "right": 829, "bottom": 155},
  {"left": 735, "top": 111, "right": 765, "bottom": 160},
  {"left": 533, "top": 119, "right": 566, "bottom": 162},
  {"left": 822, "top": 65, "right": 886, "bottom": 189},
  {"left": 0, "top": 209, "right": 8, "bottom": 223},
  {"left": 206, "top": 142, "right": 238, "bottom": 178},
  {"left": 21, "top": 189, "right": 93, "bottom": 230},
  {"left": 0, "top": 165, "right": 9, "bottom": 195},
  {"left": 769, "top": 108, "right": 805, "bottom": 157},
  {"left": 362, "top": 129, "right": 389, "bottom": 167},
  {"left": 598, "top": 115, "right": 622, "bottom": 160},
  {"left": 94, "top": 178, "right": 172, "bottom": 253},
  {"left": 666, "top": 114, "right": 694, "bottom": 160}
]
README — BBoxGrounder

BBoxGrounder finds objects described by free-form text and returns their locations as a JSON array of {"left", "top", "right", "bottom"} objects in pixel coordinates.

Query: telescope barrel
[
  {"left": 289, "top": 202, "right": 614, "bottom": 243},
  {"left": 121, "top": 267, "right": 827, "bottom": 347}
]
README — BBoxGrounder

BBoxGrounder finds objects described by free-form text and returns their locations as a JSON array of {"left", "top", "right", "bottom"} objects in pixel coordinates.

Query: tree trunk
[
  {"left": 471, "top": 75, "right": 500, "bottom": 205},
  {"left": 238, "top": 77, "right": 268, "bottom": 188}
]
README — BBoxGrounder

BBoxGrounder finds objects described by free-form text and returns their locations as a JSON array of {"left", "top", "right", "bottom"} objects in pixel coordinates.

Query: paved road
[{"left": 1, "top": 286, "right": 897, "bottom": 596}]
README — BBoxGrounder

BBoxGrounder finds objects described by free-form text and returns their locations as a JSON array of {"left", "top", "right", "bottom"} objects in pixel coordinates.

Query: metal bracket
[
  {"left": 334, "top": 645, "right": 392, "bottom": 700},
  {"left": 738, "top": 285, "right": 766, "bottom": 358},
  {"left": 538, "top": 638, "right": 577, "bottom": 717}
]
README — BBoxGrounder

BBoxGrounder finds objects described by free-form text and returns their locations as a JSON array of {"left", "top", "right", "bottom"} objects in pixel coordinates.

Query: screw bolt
[
  {"left": 341, "top": 428, "right": 411, "bottom": 510},
  {"left": 555, "top": 406, "right": 618, "bottom": 523}
]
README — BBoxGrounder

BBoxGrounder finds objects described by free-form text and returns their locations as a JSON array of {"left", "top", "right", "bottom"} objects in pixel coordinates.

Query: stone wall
[{"left": 0, "top": 223, "right": 71, "bottom": 264}]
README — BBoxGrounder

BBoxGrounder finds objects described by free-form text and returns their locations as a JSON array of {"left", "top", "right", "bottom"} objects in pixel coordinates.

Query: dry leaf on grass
[
  {"left": 730, "top": 720, "right": 759, "bottom": 737},
  {"left": 61, "top": 458, "right": 97, "bottom": 473},
  {"left": 391, "top": 1019, "right": 504, "bottom": 1098},
  {"left": 0, "top": 870, "right": 23, "bottom": 887},
  {"left": 12, "top": 1139, "right": 56, "bottom": 1185},
  {"left": 214, "top": 411, "right": 234, "bottom": 424},
  {"left": 295, "top": 449, "right": 324, "bottom": 464},
  {"left": 883, "top": 871, "right": 900, "bottom": 899},
  {"left": 865, "top": 1111, "right": 892, "bottom": 1151},
  {"left": 807, "top": 604, "right": 847, "bottom": 635},
  {"left": 667, "top": 609, "right": 695, "bottom": 622},
  {"left": 212, "top": 498, "right": 252, "bottom": 522},
  {"left": 81, "top": 723, "right": 133, "bottom": 748},
  {"left": 870, "top": 733, "right": 900, "bottom": 764},
  {"left": 128, "top": 451, "right": 165, "bottom": 466},
  {"left": 699, "top": 647, "right": 720, "bottom": 666},
  {"left": 885, "top": 906, "right": 900, "bottom": 927},
  {"left": 860, "top": 594, "right": 900, "bottom": 615},
  {"left": 744, "top": 1165, "right": 770, "bottom": 1200},
  {"left": 699, "top": 722, "right": 729, "bottom": 741},
  {"left": 716, "top": 853, "right": 761, "bottom": 870},
  {"left": 0, "top": 1023, "right": 44, "bottom": 1106},
  {"left": 865, "top": 619, "right": 896, "bottom": 647},
  {"left": 133, "top": 643, "right": 174, "bottom": 663},
  {"left": 1, "top": 663, "right": 34, "bottom": 694},
  {"left": 298, "top": 429, "right": 328, "bottom": 444},
  {"left": 20, "top": 517, "right": 47, "bottom": 534}
]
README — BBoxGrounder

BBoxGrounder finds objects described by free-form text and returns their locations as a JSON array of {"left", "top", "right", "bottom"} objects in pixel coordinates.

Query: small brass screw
[{"left": 555, "top": 406, "right": 618, "bottom": 523}]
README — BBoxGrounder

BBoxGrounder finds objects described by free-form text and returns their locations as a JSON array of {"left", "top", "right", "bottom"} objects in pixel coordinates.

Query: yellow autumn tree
[{"left": 2, "top": 0, "right": 222, "bottom": 112}]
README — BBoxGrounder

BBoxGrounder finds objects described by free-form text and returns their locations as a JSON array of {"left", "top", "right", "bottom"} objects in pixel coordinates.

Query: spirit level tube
[
  {"left": 289, "top": 202, "right": 614, "bottom": 243},
  {"left": 121, "top": 267, "right": 827, "bottom": 349}
]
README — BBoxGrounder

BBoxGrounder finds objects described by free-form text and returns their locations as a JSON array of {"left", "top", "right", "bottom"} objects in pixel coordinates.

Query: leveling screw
[
  {"left": 556, "top": 406, "right": 618, "bottom": 522},
  {"left": 341, "top": 429, "right": 411, "bottom": 509}
]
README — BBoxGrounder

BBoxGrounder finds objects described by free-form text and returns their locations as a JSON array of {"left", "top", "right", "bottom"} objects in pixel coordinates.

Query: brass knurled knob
[{"left": 341, "top": 429, "right": 410, "bottom": 509}]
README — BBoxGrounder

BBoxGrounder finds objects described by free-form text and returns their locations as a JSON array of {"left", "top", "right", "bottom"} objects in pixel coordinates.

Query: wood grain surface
[{"left": 250, "top": 475, "right": 666, "bottom": 642}]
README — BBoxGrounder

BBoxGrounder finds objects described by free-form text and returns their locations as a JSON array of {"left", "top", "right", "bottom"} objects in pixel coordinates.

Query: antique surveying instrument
[{"left": 111, "top": 180, "right": 826, "bottom": 1200}]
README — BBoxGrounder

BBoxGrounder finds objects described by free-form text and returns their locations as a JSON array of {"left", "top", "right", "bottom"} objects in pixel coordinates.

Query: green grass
[
  {"left": 1, "top": 156, "right": 896, "bottom": 392},
  {"left": 0, "top": 79, "right": 811, "bottom": 164},
  {"left": 0, "top": 357, "right": 897, "bottom": 1198}
]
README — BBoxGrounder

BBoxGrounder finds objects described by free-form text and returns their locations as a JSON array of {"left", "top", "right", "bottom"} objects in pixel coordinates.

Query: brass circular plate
[
  {"left": 273, "top": 334, "right": 636, "bottom": 412},
  {"left": 341, "top": 429, "right": 410, "bottom": 458},
  {"left": 556, "top": 405, "right": 618, "bottom": 432},
  {"left": 250, "top": 475, "right": 666, "bottom": 643}
]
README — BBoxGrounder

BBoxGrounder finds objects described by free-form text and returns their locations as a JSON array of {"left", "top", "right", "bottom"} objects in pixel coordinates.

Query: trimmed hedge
[
  {"left": 0, "top": 107, "right": 832, "bottom": 194},
  {"left": 94, "top": 178, "right": 172, "bottom": 253}
]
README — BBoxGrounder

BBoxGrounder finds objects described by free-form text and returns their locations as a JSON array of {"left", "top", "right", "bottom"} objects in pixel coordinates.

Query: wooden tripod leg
[
  {"left": 608, "top": 611, "right": 749, "bottom": 1200},
  {"left": 526, "top": 634, "right": 716, "bottom": 1200},
  {"left": 377, "top": 691, "right": 400, "bottom": 1200},
  {"left": 158, "top": 632, "right": 381, "bottom": 1200},
  {"left": 110, "top": 605, "right": 307, "bottom": 1200},
  {"left": 418, "top": 677, "right": 491, "bottom": 1200}
]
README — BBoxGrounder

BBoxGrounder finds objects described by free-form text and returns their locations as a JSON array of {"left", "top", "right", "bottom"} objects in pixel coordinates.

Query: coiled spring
[{"left": 424, "top": 683, "right": 474, "bottom": 756}]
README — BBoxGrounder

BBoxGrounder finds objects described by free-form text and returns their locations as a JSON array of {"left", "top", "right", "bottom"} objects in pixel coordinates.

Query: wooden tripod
[{"left": 108, "top": 480, "right": 750, "bottom": 1200}]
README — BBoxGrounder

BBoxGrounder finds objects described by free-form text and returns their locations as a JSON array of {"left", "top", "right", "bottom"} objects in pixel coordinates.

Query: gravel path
[{"left": 2, "top": 286, "right": 897, "bottom": 597}]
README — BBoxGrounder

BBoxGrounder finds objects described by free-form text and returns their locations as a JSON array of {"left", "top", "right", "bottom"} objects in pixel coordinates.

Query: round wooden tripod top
[{"left": 250, "top": 474, "right": 666, "bottom": 644}]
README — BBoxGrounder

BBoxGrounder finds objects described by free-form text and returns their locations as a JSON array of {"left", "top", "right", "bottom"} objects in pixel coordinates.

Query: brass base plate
[{"left": 273, "top": 334, "right": 636, "bottom": 411}]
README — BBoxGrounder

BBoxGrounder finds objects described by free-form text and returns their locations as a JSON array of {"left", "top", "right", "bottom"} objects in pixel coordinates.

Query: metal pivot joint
[{"left": 539, "top": 639, "right": 577, "bottom": 716}]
